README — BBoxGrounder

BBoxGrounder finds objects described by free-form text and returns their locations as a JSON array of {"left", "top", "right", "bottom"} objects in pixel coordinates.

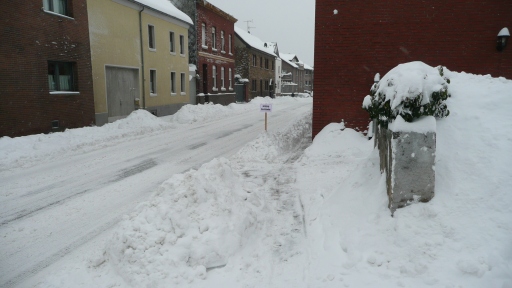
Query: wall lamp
[{"left": 496, "top": 27, "right": 510, "bottom": 52}]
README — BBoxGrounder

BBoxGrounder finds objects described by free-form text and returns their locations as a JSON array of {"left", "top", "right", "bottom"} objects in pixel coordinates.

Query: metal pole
[{"left": 265, "top": 112, "right": 267, "bottom": 131}]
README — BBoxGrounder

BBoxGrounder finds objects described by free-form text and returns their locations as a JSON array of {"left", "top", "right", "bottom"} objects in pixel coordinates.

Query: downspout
[{"left": 139, "top": 6, "right": 146, "bottom": 109}]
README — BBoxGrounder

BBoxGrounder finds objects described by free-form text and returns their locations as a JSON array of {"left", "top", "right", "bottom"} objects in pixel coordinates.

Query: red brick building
[
  {"left": 0, "top": 0, "right": 95, "bottom": 137},
  {"left": 196, "top": 1, "right": 237, "bottom": 105},
  {"left": 313, "top": 1, "right": 512, "bottom": 137}
]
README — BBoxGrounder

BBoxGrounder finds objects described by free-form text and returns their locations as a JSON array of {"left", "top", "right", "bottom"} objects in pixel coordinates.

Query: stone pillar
[{"left": 378, "top": 116, "right": 437, "bottom": 214}]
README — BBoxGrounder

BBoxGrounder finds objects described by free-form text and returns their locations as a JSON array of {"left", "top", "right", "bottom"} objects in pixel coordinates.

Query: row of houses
[{"left": 0, "top": 0, "right": 313, "bottom": 137}]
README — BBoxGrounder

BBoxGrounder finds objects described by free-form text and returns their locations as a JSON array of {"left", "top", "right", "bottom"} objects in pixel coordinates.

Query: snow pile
[
  {"left": 0, "top": 97, "right": 303, "bottom": 170},
  {"left": 389, "top": 115, "right": 436, "bottom": 133},
  {"left": 94, "top": 111, "right": 313, "bottom": 287},
  {"left": 170, "top": 102, "right": 250, "bottom": 124},
  {"left": 0, "top": 110, "right": 171, "bottom": 170},
  {"left": 101, "top": 158, "right": 262, "bottom": 286},
  {"left": 297, "top": 70, "right": 512, "bottom": 287}
]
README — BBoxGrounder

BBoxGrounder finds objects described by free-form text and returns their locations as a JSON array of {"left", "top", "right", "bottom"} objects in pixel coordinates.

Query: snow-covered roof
[
  {"left": 235, "top": 26, "right": 276, "bottom": 57},
  {"left": 303, "top": 63, "right": 313, "bottom": 70},
  {"left": 279, "top": 53, "right": 297, "bottom": 62},
  {"left": 134, "top": 0, "right": 193, "bottom": 25}
]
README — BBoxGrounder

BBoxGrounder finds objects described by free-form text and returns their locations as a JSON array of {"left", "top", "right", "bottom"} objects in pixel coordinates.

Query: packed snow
[{"left": 3, "top": 68, "right": 512, "bottom": 288}]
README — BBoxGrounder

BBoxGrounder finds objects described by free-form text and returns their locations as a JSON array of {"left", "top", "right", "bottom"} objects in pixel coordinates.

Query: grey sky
[{"left": 206, "top": 0, "right": 316, "bottom": 66}]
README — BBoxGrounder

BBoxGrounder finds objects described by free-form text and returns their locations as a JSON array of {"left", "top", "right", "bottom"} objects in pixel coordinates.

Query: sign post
[{"left": 260, "top": 103, "right": 273, "bottom": 131}]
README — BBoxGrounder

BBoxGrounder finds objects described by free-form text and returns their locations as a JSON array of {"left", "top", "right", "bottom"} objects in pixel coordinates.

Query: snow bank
[
  {"left": 102, "top": 158, "right": 261, "bottom": 286},
  {"left": 297, "top": 71, "right": 512, "bottom": 287},
  {"left": 93, "top": 110, "right": 313, "bottom": 287},
  {"left": 0, "top": 97, "right": 304, "bottom": 170},
  {"left": 0, "top": 110, "right": 172, "bottom": 170}
]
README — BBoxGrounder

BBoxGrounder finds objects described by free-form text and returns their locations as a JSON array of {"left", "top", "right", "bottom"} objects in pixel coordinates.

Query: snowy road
[{"left": 0, "top": 99, "right": 312, "bottom": 288}]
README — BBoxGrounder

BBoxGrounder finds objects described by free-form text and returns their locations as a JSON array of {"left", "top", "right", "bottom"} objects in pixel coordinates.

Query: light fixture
[{"left": 496, "top": 27, "right": 510, "bottom": 52}]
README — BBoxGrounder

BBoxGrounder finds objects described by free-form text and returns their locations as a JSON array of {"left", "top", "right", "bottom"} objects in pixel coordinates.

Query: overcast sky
[{"left": 206, "top": 0, "right": 316, "bottom": 66}]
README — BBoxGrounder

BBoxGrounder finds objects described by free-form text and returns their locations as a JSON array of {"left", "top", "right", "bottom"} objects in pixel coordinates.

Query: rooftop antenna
[{"left": 244, "top": 20, "right": 255, "bottom": 33}]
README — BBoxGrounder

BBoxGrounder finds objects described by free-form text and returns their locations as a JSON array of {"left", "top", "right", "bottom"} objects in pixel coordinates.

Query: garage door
[{"left": 106, "top": 67, "right": 139, "bottom": 122}]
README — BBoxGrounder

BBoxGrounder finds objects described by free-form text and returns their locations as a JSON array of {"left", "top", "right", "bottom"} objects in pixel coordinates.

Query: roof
[
  {"left": 198, "top": 1, "right": 237, "bottom": 23},
  {"left": 234, "top": 26, "right": 276, "bottom": 57},
  {"left": 134, "top": 0, "right": 193, "bottom": 25},
  {"left": 303, "top": 63, "right": 314, "bottom": 70}
]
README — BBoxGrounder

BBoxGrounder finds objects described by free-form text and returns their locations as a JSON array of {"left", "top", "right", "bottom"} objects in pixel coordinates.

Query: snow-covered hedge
[{"left": 363, "top": 62, "right": 451, "bottom": 127}]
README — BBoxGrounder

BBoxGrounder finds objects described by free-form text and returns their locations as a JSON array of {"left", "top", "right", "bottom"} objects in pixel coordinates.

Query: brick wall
[
  {"left": 313, "top": 0, "right": 512, "bottom": 137},
  {"left": 247, "top": 50, "right": 275, "bottom": 99},
  {"left": 196, "top": 2, "right": 236, "bottom": 96},
  {"left": 0, "top": 0, "right": 95, "bottom": 137}
]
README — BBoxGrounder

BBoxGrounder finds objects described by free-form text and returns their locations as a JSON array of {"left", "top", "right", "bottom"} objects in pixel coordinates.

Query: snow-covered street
[{"left": 0, "top": 97, "right": 312, "bottom": 287}]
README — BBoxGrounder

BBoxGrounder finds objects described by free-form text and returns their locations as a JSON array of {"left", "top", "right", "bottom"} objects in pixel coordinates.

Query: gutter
[{"left": 139, "top": 6, "right": 146, "bottom": 109}]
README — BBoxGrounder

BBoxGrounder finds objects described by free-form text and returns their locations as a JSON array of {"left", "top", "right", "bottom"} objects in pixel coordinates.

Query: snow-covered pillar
[{"left": 386, "top": 116, "right": 437, "bottom": 214}]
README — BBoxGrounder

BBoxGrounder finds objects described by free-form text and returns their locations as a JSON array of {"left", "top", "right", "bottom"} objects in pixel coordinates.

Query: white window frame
[
  {"left": 221, "top": 31, "right": 225, "bottom": 52},
  {"left": 148, "top": 24, "right": 156, "bottom": 50},
  {"left": 212, "top": 65, "right": 217, "bottom": 89},
  {"left": 149, "top": 69, "right": 157, "bottom": 95},
  {"left": 169, "top": 31, "right": 175, "bottom": 54},
  {"left": 179, "top": 35, "right": 185, "bottom": 56},
  {"left": 180, "top": 73, "right": 186, "bottom": 95},
  {"left": 228, "top": 68, "right": 232, "bottom": 90},
  {"left": 201, "top": 23, "right": 207, "bottom": 48},
  {"left": 212, "top": 27, "right": 217, "bottom": 51},
  {"left": 43, "top": 0, "right": 71, "bottom": 17},
  {"left": 221, "top": 67, "right": 225, "bottom": 89},
  {"left": 228, "top": 34, "right": 232, "bottom": 54},
  {"left": 171, "top": 72, "right": 176, "bottom": 95}
]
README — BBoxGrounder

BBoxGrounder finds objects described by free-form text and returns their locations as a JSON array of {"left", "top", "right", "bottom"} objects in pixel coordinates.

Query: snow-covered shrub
[{"left": 363, "top": 62, "right": 451, "bottom": 127}]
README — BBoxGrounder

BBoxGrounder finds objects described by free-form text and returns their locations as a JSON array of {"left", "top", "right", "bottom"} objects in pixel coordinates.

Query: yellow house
[{"left": 87, "top": 0, "right": 193, "bottom": 124}]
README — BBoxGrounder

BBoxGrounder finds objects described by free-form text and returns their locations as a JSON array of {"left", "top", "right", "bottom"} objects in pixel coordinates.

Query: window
[
  {"left": 265, "top": 80, "right": 269, "bottom": 91},
  {"left": 221, "top": 31, "right": 225, "bottom": 52},
  {"left": 201, "top": 23, "right": 206, "bottom": 47},
  {"left": 43, "top": 0, "right": 70, "bottom": 17},
  {"left": 212, "top": 27, "right": 216, "bottom": 50},
  {"left": 260, "top": 79, "right": 263, "bottom": 92},
  {"left": 251, "top": 79, "right": 256, "bottom": 91},
  {"left": 150, "top": 69, "right": 156, "bottom": 94},
  {"left": 48, "top": 61, "right": 75, "bottom": 91},
  {"left": 171, "top": 72, "right": 176, "bottom": 94},
  {"left": 221, "top": 67, "right": 225, "bottom": 88},
  {"left": 260, "top": 57, "right": 262, "bottom": 68},
  {"left": 272, "top": 61, "right": 274, "bottom": 71},
  {"left": 265, "top": 59, "right": 269, "bottom": 69},
  {"left": 181, "top": 73, "right": 186, "bottom": 93},
  {"left": 252, "top": 54, "right": 257, "bottom": 66},
  {"left": 169, "top": 31, "right": 175, "bottom": 53},
  {"left": 179, "top": 35, "right": 185, "bottom": 55},
  {"left": 228, "top": 68, "right": 232, "bottom": 89},
  {"left": 229, "top": 34, "right": 232, "bottom": 54},
  {"left": 212, "top": 65, "right": 217, "bottom": 88},
  {"left": 148, "top": 25, "right": 155, "bottom": 50}
]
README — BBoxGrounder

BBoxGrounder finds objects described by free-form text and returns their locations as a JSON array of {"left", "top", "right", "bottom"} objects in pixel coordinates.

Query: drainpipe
[{"left": 139, "top": 6, "right": 146, "bottom": 109}]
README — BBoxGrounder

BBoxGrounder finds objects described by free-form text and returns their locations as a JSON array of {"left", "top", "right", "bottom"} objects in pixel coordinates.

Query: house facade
[
  {"left": 88, "top": 0, "right": 192, "bottom": 125},
  {"left": 234, "top": 27, "right": 276, "bottom": 99},
  {"left": 196, "top": 1, "right": 237, "bottom": 105},
  {"left": 264, "top": 42, "right": 282, "bottom": 97},
  {"left": 0, "top": 0, "right": 95, "bottom": 137},
  {"left": 304, "top": 64, "right": 314, "bottom": 93},
  {"left": 313, "top": 0, "right": 512, "bottom": 137},
  {"left": 280, "top": 53, "right": 309, "bottom": 94}
]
